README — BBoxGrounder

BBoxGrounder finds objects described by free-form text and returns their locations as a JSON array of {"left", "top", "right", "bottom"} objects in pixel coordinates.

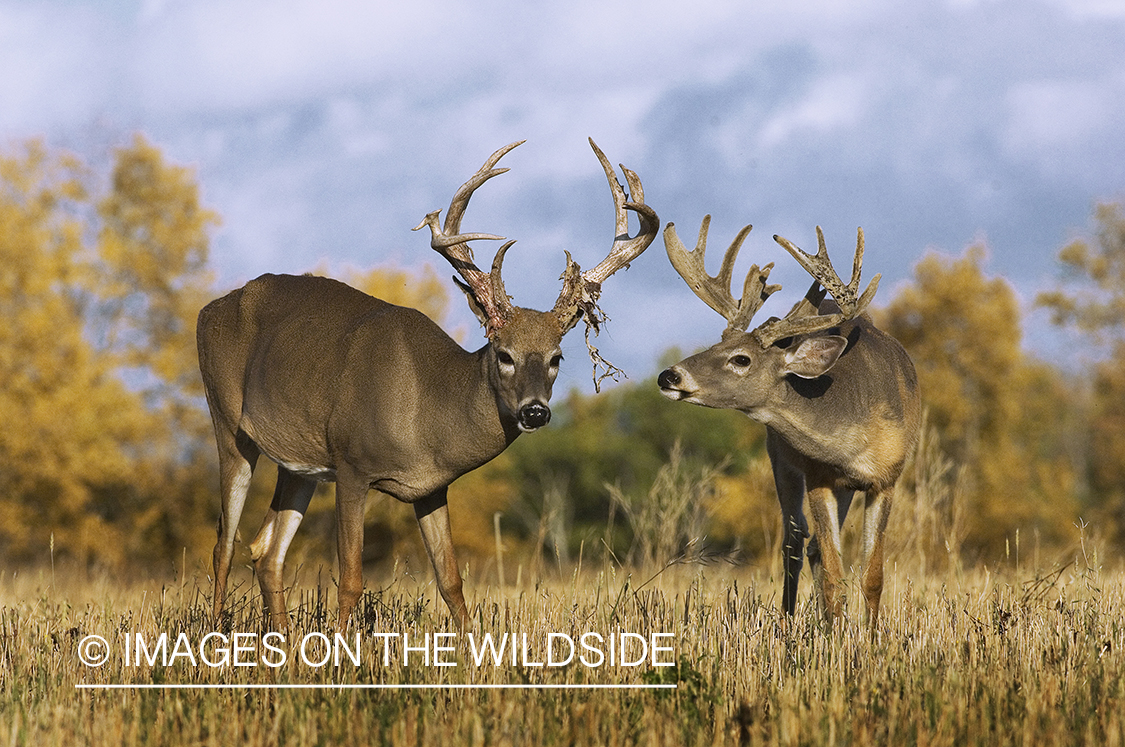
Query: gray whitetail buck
[
  {"left": 198, "top": 139, "right": 658, "bottom": 630},
  {"left": 657, "top": 217, "right": 920, "bottom": 629}
]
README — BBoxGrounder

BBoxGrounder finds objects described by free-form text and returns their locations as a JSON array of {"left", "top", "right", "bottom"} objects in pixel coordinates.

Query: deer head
[
  {"left": 415, "top": 138, "right": 659, "bottom": 429},
  {"left": 658, "top": 218, "right": 879, "bottom": 414}
]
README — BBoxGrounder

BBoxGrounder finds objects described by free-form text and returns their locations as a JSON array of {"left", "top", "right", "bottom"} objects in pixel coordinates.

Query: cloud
[
  {"left": 0, "top": 4, "right": 116, "bottom": 131},
  {"left": 2, "top": 0, "right": 1124, "bottom": 379},
  {"left": 133, "top": 0, "right": 467, "bottom": 112},
  {"left": 755, "top": 74, "right": 868, "bottom": 151},
  {"left": 1044, "top": 0, "right": 1125, "bottom": 18},
  {"left": 1004, "top": 76, "right": 1124, "bottom": 171}
]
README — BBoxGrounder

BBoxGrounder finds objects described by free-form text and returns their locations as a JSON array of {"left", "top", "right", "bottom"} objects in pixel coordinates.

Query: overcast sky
[{"left": 2, "top": 0, "right": 1123, "bottom": 390}]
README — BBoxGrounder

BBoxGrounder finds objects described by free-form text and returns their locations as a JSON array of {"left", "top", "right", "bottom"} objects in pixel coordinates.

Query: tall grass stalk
[{"left": 2, "top": 560, "right": 1123, "bottom": 746}]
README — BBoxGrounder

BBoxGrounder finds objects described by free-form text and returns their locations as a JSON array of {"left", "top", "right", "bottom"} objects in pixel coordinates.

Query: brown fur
[
  {"left": 199, "top": 274, "right": 567, "bottom": 631},
  {"left": 660, "top": 310, "right": 920, "bottom": 630}
]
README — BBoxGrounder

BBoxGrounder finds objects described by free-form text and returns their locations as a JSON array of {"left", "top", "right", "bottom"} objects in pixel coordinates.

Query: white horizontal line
[{"left": 76, "top": 683, "right": 676, "bottom": 690}]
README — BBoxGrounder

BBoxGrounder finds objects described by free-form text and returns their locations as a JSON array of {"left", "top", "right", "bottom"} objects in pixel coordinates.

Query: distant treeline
[{"left": 1, "top": 137, "right": 1122, "bottom": 574}]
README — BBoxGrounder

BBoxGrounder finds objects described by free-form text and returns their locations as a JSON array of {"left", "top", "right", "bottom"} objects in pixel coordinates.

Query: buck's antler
[
  {"left": 550, "top": 139, "right": 659, "bottom": 390},
  {"left": 551, "top": 138, "right": 660, "bottom": 333},
  {"left": 413, "top": 140, "right": 524, "bottom": 334},
  {"left": 773, "top": 227, "right": 878, "bottom": 319},
  {"left": 663, "top": 216, "right": 781, "bottom": 341},
  {"left": 666, "top": 219, "right": 881, "bottom": 348},
  {"left": 753, "top": 227, "right": 879, "bottom": 347}
]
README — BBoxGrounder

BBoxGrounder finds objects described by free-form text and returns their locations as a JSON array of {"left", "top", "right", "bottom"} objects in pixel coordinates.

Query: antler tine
[
  {"left": 731, "top": 258, "right": 784, "bottom": 337},
  {"left": 752, "top": 227, "right": 881, "bottom": 348},
  {"left": 579, "top": 138, "right": 661, "bottom": 286},
  {"left": 414, "top": 140, "right": 524, "bottom": 254},
  {"left": 413, "top": 141, "right": 525, "bottom": 334},
  {"left": 414, "top": 210, "right": 506, "bottom": 251},
  {"left": 663, "top": 217, "right": 735, "bottom": 320},
  {"left": 551, "top": 139, "right": 659, "bottom": 331},
  {"left": 772, "top": 226, "right": 878, "bottom": 318},
  {"left": 850, "top": 228, "right": 881, "bottom": 314},
  {"left": 488, "top": 239, "right": 517, "bottom": 312},
  {"left": 664, "top": 217, "right": 782, "bottom": 338},
  {"left": 442, "top": 140, "right": 525, "bottom": 241}
]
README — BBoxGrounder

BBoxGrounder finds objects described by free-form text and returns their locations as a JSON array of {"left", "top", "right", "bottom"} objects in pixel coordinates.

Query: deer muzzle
[
  {"left": 517, "top": 401, "right": 552, "bottom": 432},
  {"left": 657, "top": 366, "right": 696, "bottom": 401}
]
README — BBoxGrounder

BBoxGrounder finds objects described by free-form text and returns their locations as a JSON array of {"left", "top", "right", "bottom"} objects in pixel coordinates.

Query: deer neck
[
  {"left": 756, "top": 369, "right": 907, "bottom": 489},
  {"left": 407, "top": 344, "right": 521, "bottom": 480},
  {"left": 752, "top": 376, "right": 855, "bottom": 472}
]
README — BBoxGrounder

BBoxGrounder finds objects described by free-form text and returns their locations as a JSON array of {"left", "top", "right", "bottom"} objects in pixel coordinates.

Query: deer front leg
[
  {"left": 335, "top": 475, "right": 369, "bottom": 631},
  {"left": 860, "top": 486, "right": 894, "bottom": 632},
  {"left": 769, "top": 432, "right": 808, "bottom": 615},
  {"left": 415, "top": 488, "right": 470, "bottom": 629},
  {"left": 777, "top": 493, "right": 808, "bottom": 616},
  {"left": 249, "top": 467, "right": 316, "bottom": 632},
  {"left": 807, "top": 485, "right": 846, "bottom": 626}
]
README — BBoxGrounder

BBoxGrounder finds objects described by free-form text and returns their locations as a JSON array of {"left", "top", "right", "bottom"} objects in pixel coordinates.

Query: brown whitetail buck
[
  {"left": 198, "top": 139, "right": 658, "bottom": 630},
  {"left": 657, "top": 217, "right": 920, "bottom": 629}
]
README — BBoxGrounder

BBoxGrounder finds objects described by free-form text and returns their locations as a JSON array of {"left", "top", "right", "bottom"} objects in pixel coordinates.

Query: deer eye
[
  {"left": 550, "top": 354, "right": 563, "bottom": 368},
  {"left": 497, "top": 351, "right": 515, "bottom": 366},
  {"left": 729, "top": 354, "right": 752, "bottom": 368}
]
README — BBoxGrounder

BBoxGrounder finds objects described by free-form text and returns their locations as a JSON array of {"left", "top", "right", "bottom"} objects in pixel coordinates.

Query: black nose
[
  {"left": 657, "top": 368, "right": 681, "bottom": 389},
  {"left": 518, "top": 402, "right": 551, "bottom": 430}
]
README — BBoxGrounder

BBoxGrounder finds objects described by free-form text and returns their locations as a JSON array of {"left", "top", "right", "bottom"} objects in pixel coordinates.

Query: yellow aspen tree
[
  {"left": 0, "top": 142, "right": 150, "bottom": 566},
  {"left": 880, "top": 247, "right": 1079, "bottom": 557},
  {"left": 0, "top": 135, "right": 224, "bottom": 568},
  {"left": 96, "top": 134, "right": 218, "bottom": 423},
  {"left": 92, "top": 136, "right": 221, "bottom": 564},
  {"left": 1039, "top": 201, "right": 1125, "bottom": 543}
]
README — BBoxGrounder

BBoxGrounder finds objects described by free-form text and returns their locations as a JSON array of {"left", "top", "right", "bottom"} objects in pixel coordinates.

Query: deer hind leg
[
  {"left": 807, "top": 489, "right": 855, "bottom": 567},
  {"left": 860, "top": 486, "right": 894, "bottom": 632},
  {"left": 212, "top": 430, "right": 259, "bottom": 621},
  {"left": 248, "top": 467, "right": 315, "bottom": 631},
  {"left": 807, "top": 486, "right": 848, "bottom": 626},
  {"left": 334, "top": 475, "right": 369, "bottom": 631},
  {"left": 415, "top": 488, "right": 469, "bottom": 629}
]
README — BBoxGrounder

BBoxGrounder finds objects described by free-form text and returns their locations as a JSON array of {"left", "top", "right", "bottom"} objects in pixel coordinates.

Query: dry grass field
[{"left": 2, "top": 545, "right": 1123, "bottom": 746}]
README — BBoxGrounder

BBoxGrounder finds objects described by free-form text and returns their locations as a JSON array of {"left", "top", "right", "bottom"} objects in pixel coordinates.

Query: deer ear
[
  {"left": 453, "top": 276, "right": 491, "bottom": 328},
  {"left": 783, "top": 335, "right": 847, "bottom": 379}
]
